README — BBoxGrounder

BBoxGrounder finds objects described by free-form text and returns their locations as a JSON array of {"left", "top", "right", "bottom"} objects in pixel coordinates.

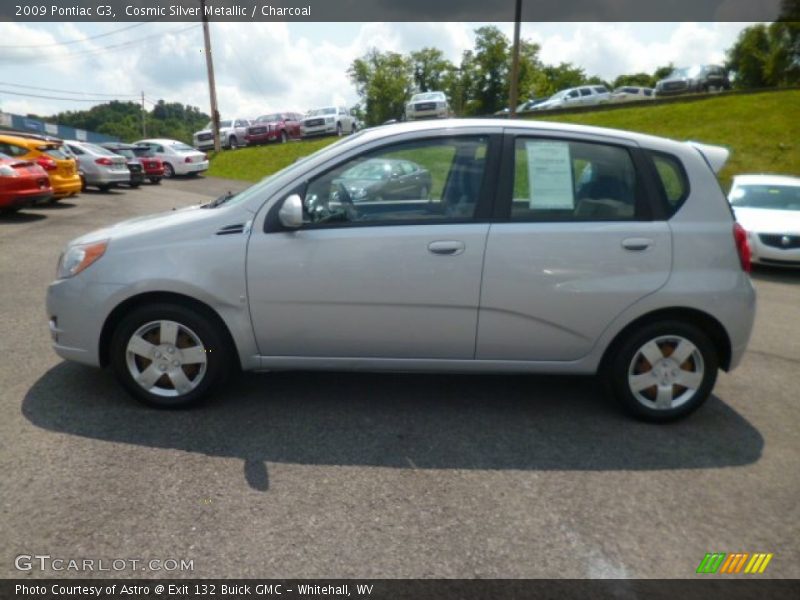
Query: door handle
[
  {"left": 428, "top": 240, "right": 465, "bottom": 256},
  {"left": 622, "top": 238, "right": 653, "bottom": 251}
]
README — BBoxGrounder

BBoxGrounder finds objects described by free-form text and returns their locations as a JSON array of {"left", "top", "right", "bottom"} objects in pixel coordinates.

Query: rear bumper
[
  {"left": 86, "top": 170, "right": 130, "bottom": 185},
  {"left": 52, "top": 179, "right": 83, "bottom": 198},
  {"left": 0, "top": 190, "right": 53, "bottom": 208}
]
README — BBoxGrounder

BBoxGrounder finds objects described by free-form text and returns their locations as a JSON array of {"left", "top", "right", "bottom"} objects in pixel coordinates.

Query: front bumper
[
  {"left": 47, "top": 278, "right": 125, "bottom": 367},
  {"left": 301, "top": 124, "right": 337, "bottom": 137},
  {"left": 750, "top": 233, "right": 800, "bottom": 267}
]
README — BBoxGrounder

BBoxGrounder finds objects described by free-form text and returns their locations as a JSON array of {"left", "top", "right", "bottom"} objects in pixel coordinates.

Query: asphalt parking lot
[{"left": 0, "top": 177, "right": 798, "bottom": 579}]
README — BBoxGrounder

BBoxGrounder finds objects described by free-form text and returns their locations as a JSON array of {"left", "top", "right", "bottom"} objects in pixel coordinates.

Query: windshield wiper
[{"left": 204, "top": 191, "right": 235, "bottom": 208}]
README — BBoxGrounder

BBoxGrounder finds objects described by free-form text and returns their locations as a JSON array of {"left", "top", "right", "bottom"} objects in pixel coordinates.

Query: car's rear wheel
[
  {"left": 163, "top": 163, "right": 175, "bottom": 178},
  {"left": 606, "top": 320, "right": 718, "bottom": 422},
  {"left": 149, "top": 177, "right": 161, "bottom": 184},
  {"left": 110, "top": 303, "right": 232, "bottom": 408}
]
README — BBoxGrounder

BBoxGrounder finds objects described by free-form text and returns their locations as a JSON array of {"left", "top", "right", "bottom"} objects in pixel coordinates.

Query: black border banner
[
  {"left": 2, "top": 579, "right": 800, "bottom": 600},
  {"left": 2, "top": 0, "right": 790, "bottom": 22}
]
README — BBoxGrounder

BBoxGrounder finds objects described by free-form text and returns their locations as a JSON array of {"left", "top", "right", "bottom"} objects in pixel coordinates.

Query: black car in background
[
  {"left": 333, "top": 158, "right": 433, "bottom": 203},
  {"left": 655, "top": 65, "right": 731, "bottom": 96},
  {"left": 100, "top": 142, "right": 146, "bottom": 187}
]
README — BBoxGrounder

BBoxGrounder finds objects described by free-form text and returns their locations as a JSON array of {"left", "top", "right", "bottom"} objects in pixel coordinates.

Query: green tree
[
  {"left": 348, "top": 49, "right": 415, "bottom": 125},
  {"left": 409, "top": 47, "right": 454, "bottom": 93},
  {"left": 653, "top": 64, "right": 675, "bottom": 82},
  {"left": 612, "top": 73, "right": 655, "bottom": 89},
  {"left": 469, "top": 26, "right": 511, "bottom": 115}
]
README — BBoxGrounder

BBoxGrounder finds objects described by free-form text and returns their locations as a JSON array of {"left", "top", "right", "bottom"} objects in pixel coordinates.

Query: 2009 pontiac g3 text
[{"left": 13, "top": 553, "right": 194, "bottom": 572}]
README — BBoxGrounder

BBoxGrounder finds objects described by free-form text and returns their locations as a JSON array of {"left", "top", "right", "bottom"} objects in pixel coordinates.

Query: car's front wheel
[
  {"left": 110, "top": 303, "right": 232, "bottom": 408},
  {"left": 606, "top": 320, "right": 719, "bottom": 422},
  {"left": 229, "top": 136, "right": 238, "bottom": 149}
]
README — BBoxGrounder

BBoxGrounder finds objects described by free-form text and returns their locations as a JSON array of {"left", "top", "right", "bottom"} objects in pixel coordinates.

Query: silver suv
[{"left": 47, "top": 120, "right": 755, "bottom": 421}]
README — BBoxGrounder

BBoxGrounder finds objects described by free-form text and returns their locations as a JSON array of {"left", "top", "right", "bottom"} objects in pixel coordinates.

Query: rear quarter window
[{"left": 648, "top": 151, "right": 690, "bottom": 217}]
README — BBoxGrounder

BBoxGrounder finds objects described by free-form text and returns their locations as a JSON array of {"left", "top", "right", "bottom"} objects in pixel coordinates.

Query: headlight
[
  {"left": 57, "top": 240, "right": 109, "bottom": 279},
  {"left": 325, "top": 117, "right": 335, "bottom": 124},
  {"left": 0, "top": 165, "right": 19, "bottom": 177}
]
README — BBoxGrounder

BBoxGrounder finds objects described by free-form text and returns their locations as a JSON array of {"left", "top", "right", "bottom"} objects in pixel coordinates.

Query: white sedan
[
  {"left": 728, "top": 174, "right": 800, "bottom": 267},
  {"left": 133, "top": 138, "right": 209, "bottom": 178}
]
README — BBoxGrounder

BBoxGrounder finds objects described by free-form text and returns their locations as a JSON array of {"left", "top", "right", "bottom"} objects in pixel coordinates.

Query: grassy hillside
[
  {"left": 206, "top": 137, "right": 339, "bottom": 182},
  {"left": 208, "top": 91, "right": 799, "bottom": 190},
  {"left": 529, "top": 90, "right": 800, "bottom": 190}
]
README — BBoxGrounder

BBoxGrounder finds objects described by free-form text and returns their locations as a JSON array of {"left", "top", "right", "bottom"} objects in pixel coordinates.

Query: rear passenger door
[{"left": 476, "top": 132, "right": 672, "bottom": 361}]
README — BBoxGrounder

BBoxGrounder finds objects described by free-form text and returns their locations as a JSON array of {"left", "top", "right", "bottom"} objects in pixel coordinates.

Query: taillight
[
  {"left": 95, "top": 157, "right": 113, "bottom": 166},
  {"left": 733, "top": 223, "right": 751, "bottom": 273},
  {"left": 36, "top": 156, "right": 58, "bottom": 171}
]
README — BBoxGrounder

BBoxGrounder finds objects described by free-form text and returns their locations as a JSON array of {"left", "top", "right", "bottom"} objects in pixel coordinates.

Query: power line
[
  {"left": 0, "top": 20, "right": 159, "bottom": 49},
  {"left": 0, "top": 24, "right": 200, "bottom": 64},
  {"left": 0, "top": 81, "right": 141, "bottom": 98},
  {"left": 0, "top": 89, "right": 142, "bottom": 102}
]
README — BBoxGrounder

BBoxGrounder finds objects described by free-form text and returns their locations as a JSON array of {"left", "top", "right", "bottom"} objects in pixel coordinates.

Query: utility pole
[
  {"left": 201, "top": 0, "right": 221, "bottom": 152},
  {"left": 140, "top": 91, "right": 146, "bottom": 137},
  {"left": 509, "top": 0, "right": 523, "bottom": 118}
]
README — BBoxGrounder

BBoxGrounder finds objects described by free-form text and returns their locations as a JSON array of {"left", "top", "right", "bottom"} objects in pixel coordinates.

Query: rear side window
[
  {"left": 511, "top": 138, "right": 642, "bottom": 221},
  {"left": 0, "top": 142, "right": 29, "bottom": 157},
  {"left": 649, "top": 151, "right": 689, "bottom": 215}
]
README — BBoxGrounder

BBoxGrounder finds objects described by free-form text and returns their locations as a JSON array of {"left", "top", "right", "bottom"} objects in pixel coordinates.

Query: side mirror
[{"left": 279, "top": 194, "right": 304, "bottom": 229}]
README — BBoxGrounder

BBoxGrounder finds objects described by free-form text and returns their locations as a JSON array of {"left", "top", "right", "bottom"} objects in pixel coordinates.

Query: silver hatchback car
[{"left": 47, "top": 120, "right": 756, "bottom": 421}]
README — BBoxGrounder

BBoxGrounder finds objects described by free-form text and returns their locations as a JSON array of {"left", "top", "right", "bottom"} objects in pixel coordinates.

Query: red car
[
  {"left": 132, "top": 145, "right": 165, "bottom": 184},
  {"left": 0, "top": 152, "right": 53, "bottom": 214},
  {"left": 244, "top": 113, "right": 303, "bottom": 145}
]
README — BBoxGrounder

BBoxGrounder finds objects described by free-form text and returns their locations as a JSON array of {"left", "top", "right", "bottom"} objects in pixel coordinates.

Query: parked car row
[
  {"left": 192, "top": 107, "right": 363, "bottom": 151},
  {"left": 0, "top": 132, "right": 207, "bottom": 214}
]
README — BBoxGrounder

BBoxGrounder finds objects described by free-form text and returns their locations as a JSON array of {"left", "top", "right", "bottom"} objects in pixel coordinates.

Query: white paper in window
[{"left": 525, "top": 141, "right": 574, "bottom": 209}]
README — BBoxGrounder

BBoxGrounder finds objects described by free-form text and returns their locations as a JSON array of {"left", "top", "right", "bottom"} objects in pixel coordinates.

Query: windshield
[
  {"left": 171, "top": 142, "right": 196, "bottom": 152},
  {"left": 308, "top": 108, "right": 336, "bottom": 116},
  {"left": 257, "top": 114, "right": 281, "bottom": 122},
  {"left": 113, "top": 148, "right": 136, "bottom": 159},
  {"left": 204, "top": 120, "right": 232, "bottom": 129},
  {"left": 730, "top": 184, "right": 800, "bottom": 211},
  {"left": 669, "top": 68, "right": 690, "bottom": 78},
  {"left": 411, "top": 92, "right": 445, "bottom": 102},
  {"left": 133, "top": 147, "right": 154, "bottom": 158}
]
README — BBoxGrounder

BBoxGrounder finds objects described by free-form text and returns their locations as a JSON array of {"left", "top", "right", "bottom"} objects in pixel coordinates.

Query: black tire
[
  {"left": 130, "top": 183, "right": 141, "bottom": 188},
  {"left": 228, "top": 136, "right": 238, "bottom": 150},
  {"left": 280, "top": 130, "right": 288, "bottom": 144},
  {"left": 98, "top": 184, "right": 111, "bottom": 192},
  {"left": 605, "top": 320, "right": 719, "bottom": 422},
  {"left": 163, "top": 163, "right": 175, "bottom": 178},
  {"left": 149, "top": 177, "right": 162, "bottom": 184},
  {"left": 80, "top": 176, "right": 87, "bottom": 192},
  {"left": 110, "top": 303, "right": 232, "bottom": 409},
  {"left": 0, "top": 207, "right": 21, "bottom": 215},
  {"left": 336, "top": 123, "right": 343, "bottom": 137}
]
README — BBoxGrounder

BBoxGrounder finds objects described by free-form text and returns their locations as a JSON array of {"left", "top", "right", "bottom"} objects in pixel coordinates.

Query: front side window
[
  {"left": 510, "top": 138, "right": 640, "bottom": 221},
  {"left": 301, "top": 136, "right": 489, "bottom": 226}
]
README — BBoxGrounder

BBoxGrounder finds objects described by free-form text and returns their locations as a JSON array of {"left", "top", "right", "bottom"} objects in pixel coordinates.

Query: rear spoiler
[{"left": 685, "top": 140, "right": 730, "bottom": 174}]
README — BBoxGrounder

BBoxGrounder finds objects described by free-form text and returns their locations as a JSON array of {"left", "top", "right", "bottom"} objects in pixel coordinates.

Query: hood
[
  {"left": 70, "top": 204, "right": 211, "bottom": 245},
  {"left": 733, "top": 207, "right": 800, "bottom": 235}
]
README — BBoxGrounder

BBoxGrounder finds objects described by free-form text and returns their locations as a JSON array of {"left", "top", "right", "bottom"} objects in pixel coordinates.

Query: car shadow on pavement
[
  {"left": 28, "top": 201, "right": 77, "bottom": 210},
  {"left": 750, "top": 265, "right": 800, "bottom": 284},
  {"left": 0, "top": 211, "right": 47, "bottom": 223},
  {"left": 23, "top": 363, "right": 764, "bottom": 491}
]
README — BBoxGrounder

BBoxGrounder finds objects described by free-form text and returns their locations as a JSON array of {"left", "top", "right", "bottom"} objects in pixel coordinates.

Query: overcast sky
[{"left": 0, "top": 21, "right": 755, "bottom": 121}]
